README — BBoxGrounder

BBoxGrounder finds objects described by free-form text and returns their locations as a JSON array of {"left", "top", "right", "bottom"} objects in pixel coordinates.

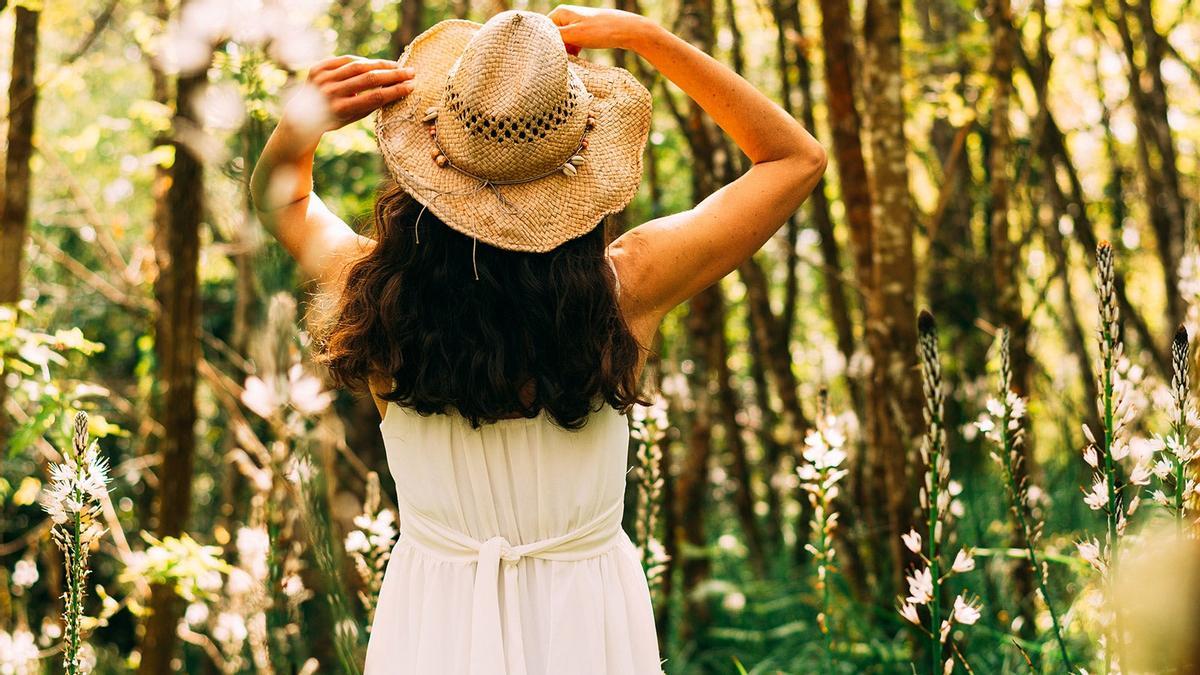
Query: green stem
[
  {"left": 817, "top": 467, "right": 833, "bottom": 672},
  {"left": 1100, "top": 327, "right": 1120, "bottom": 674},
  {"left": 1000, "top": 401, "right": 1073, "bottom": 671},
  {"left": 928, "top": 444, "right": 942, "bottom": 674},
  {"left": 67, "top": 487, "right": 83, "bottom": 675},
  {"left": 1174, "top": 399, "right": 1187, "bottom": 536}
]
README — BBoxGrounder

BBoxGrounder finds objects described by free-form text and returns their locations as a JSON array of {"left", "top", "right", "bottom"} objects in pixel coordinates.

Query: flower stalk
[
  {"left": 630, "top": 398, "right": 670, "bottom": 598},
  {"left": 798, "top": 389, "right": 849, "bottom": 669},
  {"left": 1097, "top": 243, "right": 1121, "bottom": 572},
  {"left": 898, "top": 311, "right": 979, "bottom": 674},
  {"left": 40, "top": 411, "right": 111, "bottom": 675},
  {"left": 1083, "top": 241, "right": 1150, "bottom": 672},
  {"left": 345, "top": 471, "right": 398, "bottom": 623},
  {"left": 981, "top": 328, "right": 1072, "bottom": 670},
  {"left": 920, "top": 310, "right": 945, "bottom": 674},
  {"left": 1166, "top": 325, "right": 1196, "bottom": 534}
]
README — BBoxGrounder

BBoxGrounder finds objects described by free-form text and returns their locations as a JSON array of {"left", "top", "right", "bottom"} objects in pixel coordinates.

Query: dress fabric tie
[{"left": 395, "top": 495, "right": 626, "bottom": 675}]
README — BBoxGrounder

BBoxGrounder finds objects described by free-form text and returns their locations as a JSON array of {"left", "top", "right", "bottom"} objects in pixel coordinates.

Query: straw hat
[{"left": 375, "top": 10, "right": 652, "bottom": 254}]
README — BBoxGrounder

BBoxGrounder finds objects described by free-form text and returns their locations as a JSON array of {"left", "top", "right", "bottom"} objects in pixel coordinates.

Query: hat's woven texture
[{"left": 375, "top": 11, "right": 652, "bottom": 253}]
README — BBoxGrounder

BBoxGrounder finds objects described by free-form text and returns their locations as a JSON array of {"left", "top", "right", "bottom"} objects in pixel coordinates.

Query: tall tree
[
  {"left": 0, "top": 4, "right": 41, "bottom": 445},
  {"left": 815, "top": 0, "right": 892, "bottom": 586},
  {"left": 138, "top": 11, "right": 207, "bottom": 670},
  {"left": 0, "top": 4, "right": 39, "bottom": 304},
  {"left": 392, "top": 0, "right": 426, "bottom": 55},
  {"left": 987, "top": 0, "right": 1040, "bottom": 645},
  {"left": 987, "top": 0, "right": 1029, "bottom": 417},
  {"left": 860, "top": 0, "right": 923, "bottom": 562},
  {"left": 672, "top": 0, "right": 725, "bottom": 641}
]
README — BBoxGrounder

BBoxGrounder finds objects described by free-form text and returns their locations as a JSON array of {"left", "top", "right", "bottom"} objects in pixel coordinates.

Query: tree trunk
[
  {"left": 0, "top": 5, "right": 39, "bottom": 304},
  {"left": 986, "top": 0, "right": 1039, "bottom": 648},
  {"left": 745, "top": 308, "right": 789, "bottom": 558},
  {"left": 861, "top": 0, "right": 924, "bottom": 591},
  {"left": 816, "top": 0, "right": 906, "bottom": 591},
  {"left": 672, "top": 0, "right": 723, "bottom": 643},
  {"left": 392, "top": 0, "right": 426, "bottom": 56},
  {"left": 138, "top": 58, "right": 207, "bottom": 675},
  {"left": 713, "top": 296, "right": 768, "bottom": 577},
  {"left": 0, "top": 5, "right": 40, "bottom": 445}
]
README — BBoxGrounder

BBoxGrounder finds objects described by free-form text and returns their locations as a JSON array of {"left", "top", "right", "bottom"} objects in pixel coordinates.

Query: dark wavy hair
[{"left": 311, "top": 181, "right": 652, "bottom": 430}]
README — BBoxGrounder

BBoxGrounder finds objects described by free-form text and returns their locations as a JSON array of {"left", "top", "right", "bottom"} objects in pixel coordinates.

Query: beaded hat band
[{"left": 375, "top": 10, "right": 652, "bottom": 254}]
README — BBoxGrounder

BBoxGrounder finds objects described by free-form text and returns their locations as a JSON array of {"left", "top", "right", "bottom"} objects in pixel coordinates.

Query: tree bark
[
  {"left": 392, "top": 0, "right": 426, "bottom": 56},
  {"left": 672, "top": 0, "right": 723, "bottom": 643},
  {"left": 986, "top": 0, "right": 1039, "bottom": 648},
  {"left": 780, "top": 0, "right": 858, "bottom": 392},
  {"left": 0, "top": 5, "right": 41, "bottom": 445},
  {"left": 0, "top": 6, "right": 40, "bottom": 302},
  {"left": 712, "top": 294, "right": 768, "bottom": 577},
  {"left": 138, "top": 53, "right": 207, "bottom": 675},
  {"left": 816, "top": 0, "right": 902, "bottom": 590},
  {"left": 861, "top": 0, "right": 924, "bottom": 591}
]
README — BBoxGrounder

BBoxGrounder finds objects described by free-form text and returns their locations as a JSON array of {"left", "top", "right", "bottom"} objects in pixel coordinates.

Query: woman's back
[{"left": 365, "top": 401, "right": 661, "bottom": 674}]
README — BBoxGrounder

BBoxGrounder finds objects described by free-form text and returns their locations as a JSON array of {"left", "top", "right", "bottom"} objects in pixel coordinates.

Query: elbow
[
  {"left": 781, "top": 136, "right": 827, "bottom": 189},
  {"left": 798, "top": 137, "right": 828, "bottom": 178}
]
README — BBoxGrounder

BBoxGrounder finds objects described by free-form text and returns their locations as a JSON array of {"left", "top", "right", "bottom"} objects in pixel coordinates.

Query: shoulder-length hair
[{"left": 311, "top": 181, "right": 652, "bottom": 430}]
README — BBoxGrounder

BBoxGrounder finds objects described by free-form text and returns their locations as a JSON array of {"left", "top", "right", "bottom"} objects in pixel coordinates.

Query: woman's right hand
[
  {"left": 547, "top": 5, "right": 657, "bottom": 55},
  {"left": 283, "top": 55, "right": 416, "bottom": 143}
]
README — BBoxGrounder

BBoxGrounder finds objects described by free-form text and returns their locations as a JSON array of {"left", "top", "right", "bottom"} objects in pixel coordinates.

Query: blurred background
[{"left": 0, "top": 0, "right": 1198, "bottom": 672}]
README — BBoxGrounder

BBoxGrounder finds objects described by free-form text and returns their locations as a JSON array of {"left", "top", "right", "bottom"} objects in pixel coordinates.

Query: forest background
[{"left": 1, "top": 0, "right": 1199, "bottom": 672}]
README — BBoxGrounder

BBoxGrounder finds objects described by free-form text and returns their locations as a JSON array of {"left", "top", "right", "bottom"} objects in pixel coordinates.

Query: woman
[{"left": 251, "top": 6, "right": 825, "bottom": 674}]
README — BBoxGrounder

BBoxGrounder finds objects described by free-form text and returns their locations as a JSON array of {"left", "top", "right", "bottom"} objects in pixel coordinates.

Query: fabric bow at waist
[{"left": 396, "top": 497, "right": 626, "bottom": 675}]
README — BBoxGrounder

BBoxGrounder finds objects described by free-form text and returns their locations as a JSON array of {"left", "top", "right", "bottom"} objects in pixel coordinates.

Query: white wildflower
[
  {"left": 901, "top": 529, "right": 922, "bottom": 555},
  {"left": 1077, "top": 539, "right": 1104, "bottom": 570},
  {"left": 0, "top": 629, "right": 39, "bottom": 675},
  {"left": 722, "top": 591, "right": 746, "bottom": 613},
  {"left": 185, "top": 602, "right": 210, "bottom": 627},
  {"left": 952, "top": 594, "right": 981, "bottom": 625},
  {"left": 288, "top": 363, "right": 333, "bottom": 414},
  {"left": 11, "top": 558, "right": 38, "bottom": 591},
  {"left": 344, "top": 530, "right": 370, "bottom": 554},
  {"left": 1128, "top": 463, "right": 1152, "bottom": 486},
  {"left": 951, "top": 549, "right": 975, "bottom": 574},
  {"left": 906, "top": 567, "right": 934, "bottom": 605},
  {"left": 1084, "top": 480, "right": 1108, "bottom": 510}
]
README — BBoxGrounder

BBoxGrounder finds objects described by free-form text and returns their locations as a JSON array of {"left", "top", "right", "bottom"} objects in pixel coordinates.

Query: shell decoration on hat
[{"left": 373, "top": 10, "right": 653, "bottom": 253}]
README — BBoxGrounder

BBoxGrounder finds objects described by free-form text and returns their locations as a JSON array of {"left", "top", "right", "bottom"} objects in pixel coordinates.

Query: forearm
[
  {"left": 250, "top": 116, "right": 321, "bottom": 216},
  {"left": 625, "top": 21, "right": 822, "bottom": 166}
]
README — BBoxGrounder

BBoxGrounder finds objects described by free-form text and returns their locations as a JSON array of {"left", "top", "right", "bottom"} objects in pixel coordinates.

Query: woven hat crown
[
  {"left": 374, "top": 13, "right": 652, "bottom": 253},
  {"left": 435, "top": 11, "right": 591, "bottom": 183}
]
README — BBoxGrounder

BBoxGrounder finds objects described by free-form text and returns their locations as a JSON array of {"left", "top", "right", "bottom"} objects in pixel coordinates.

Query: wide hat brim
[{"left": 375, "top": 19, "right": 653, "bottom": 253}]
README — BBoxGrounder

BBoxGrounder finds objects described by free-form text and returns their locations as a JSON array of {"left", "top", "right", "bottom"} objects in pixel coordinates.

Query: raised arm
[
  {"left": 249, "top": 56, "right": 416, "bottom": 292},
  {"left": 550, "top": 6, "right": 827, "bottom": 324}
]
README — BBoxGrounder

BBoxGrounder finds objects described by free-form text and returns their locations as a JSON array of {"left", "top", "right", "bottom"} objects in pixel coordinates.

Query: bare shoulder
[
  {"left": 366, "top": 371, "right": 389, "bottom": 419},
  {"left": 606, "top": 230, "right": 666, "bottom": 352}
]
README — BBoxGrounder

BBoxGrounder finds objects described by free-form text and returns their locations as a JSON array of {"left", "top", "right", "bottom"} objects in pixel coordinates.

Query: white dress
[{"left": 364, "top": 260, "right": 661, "bottom": 674}]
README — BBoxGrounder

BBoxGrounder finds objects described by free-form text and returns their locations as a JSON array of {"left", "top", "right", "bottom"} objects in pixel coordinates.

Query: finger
[
  {"left": 557, "top": 25, "right": 585, "bottom": 53},
  {"left": 547, "top": 6, "right": 578, "bottom": 26},
  {"left": 334, "top": 81, "right": 416, "bottom": 119},
  {"left": 329, "top": 67, "right": 415, "bottom": 96},
  {"left": 309, "top": 55, "right": 357, "bottom": 77},
  {"left": 315, "top": 58, "right": 399, "bottom": 85}
]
